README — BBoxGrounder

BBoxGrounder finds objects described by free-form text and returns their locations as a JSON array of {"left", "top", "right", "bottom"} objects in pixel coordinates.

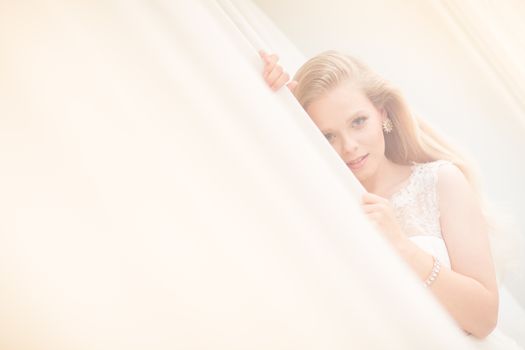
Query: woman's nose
[{"left": 341, "top": 135, "right": 359, "bottom": 154}]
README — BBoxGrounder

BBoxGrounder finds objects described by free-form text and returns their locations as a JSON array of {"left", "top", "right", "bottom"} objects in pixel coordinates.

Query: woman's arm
[{"left": 396, "top": 163, "right": 499, "bottom": 338}]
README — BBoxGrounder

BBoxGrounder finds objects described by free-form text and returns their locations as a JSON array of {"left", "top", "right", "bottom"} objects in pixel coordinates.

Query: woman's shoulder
[
  {"left": 432, "top": 160, "right": 465, "bottom": 183},
  {"left": 409, "top": 159, "right": 456, "bottom": 182},
  {"left": 412, "top": 159, "right": 460, "bottom": 180},
  {"left": 426, "top": 160, "right": 474, "bottom": 204},
  {"left": 409, "top": 159, "right": 469, "bottom": 195}
]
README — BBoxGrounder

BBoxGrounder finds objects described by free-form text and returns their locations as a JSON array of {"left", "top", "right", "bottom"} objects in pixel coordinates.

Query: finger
[
  {"left": 263, "top": 56, "right": 279, "bottom": 76},
  {"left": 264, "top": 53, "right": 279, "bottom": 65},
  {"left": 260, "top": 51, "right": 276, "bottom": 75},
  {"left": 266, "top": 65, "right": 283, "bottom": 86},
  {"left": 270, "top": 73, "right": 290, "bottom": 91},
  {"left": 263, "top": 61, "right": 277, "bottom": 77},
  {"left": 361, "top": 192, "right": 387, "bottom": 204},
  {"left": 286, "top": 80, "right": 298, "bottom": 93},
  {"left": 361, "top": 192, "right": 378, "bottom": 203},
  {"left": 362, "top": 204, "right": 389, "bottom": 221},
  {"left": 361, "top": 203, "right": 383, "bottom": 214}
]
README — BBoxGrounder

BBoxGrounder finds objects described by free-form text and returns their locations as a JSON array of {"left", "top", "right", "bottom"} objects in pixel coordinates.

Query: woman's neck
[{"left": 361, "top": 158, "right": 412, "bottom": 197}]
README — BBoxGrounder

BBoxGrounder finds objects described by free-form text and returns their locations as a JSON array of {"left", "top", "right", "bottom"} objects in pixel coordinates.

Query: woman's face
[{"left": 306, "top": 81, "right": 388, "bottom": 182}]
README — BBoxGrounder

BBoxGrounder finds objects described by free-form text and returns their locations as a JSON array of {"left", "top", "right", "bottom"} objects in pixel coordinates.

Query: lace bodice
[
  {"left": 389, "top": 159, "right": 452, "bottom": 239},
  {"left": 388, "top": 160, "right": 454, "bottom": 268}
]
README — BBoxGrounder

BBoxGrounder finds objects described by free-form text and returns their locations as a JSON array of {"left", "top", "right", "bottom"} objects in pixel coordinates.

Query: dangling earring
[{"left": 382, "top": 118, "right": 393, "bottom": 133}]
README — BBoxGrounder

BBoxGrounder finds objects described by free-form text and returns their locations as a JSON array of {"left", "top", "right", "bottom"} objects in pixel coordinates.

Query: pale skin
[{"left": 260, "top": 50, "right": 499, "bottom": 338}]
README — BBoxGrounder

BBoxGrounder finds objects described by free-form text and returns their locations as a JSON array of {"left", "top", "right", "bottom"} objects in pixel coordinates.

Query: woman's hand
[
  {"left": 259, "top": 50, "right": 298, "bottom": 92},
  {"left": 361, "top": 192, "right": 406, "bottom": 247}
]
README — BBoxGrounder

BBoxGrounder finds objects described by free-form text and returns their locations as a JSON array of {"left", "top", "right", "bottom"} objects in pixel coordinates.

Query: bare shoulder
[
  {"left": 434, "top": 160, "right": 483, "bottom": 236},
  {"left": 434, "top": 160, "right": 485, "bottom": 238},
  {"left": 434, "top": 161, "right": 471, "bottom": 197}
]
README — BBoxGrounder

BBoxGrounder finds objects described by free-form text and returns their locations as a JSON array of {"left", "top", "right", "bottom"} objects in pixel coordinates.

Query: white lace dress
[{"left": 388, "top": 159, "right": 523, "bottom": 349}]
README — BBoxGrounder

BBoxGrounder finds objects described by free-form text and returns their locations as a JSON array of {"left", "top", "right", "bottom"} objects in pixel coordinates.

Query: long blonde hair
[{"left": 292, "top": 50, "right": 520, "bottom": 281}]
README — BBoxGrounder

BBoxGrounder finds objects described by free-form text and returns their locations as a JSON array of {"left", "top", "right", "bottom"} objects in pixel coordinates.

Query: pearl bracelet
[{"left": 424, "top": 256, "right": 441, "bottom": 287}]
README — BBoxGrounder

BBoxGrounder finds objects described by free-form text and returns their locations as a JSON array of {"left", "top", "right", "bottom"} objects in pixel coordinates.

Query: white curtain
[
  {"left": 0, "top": 1, "right": 511, "bottom": 348},
  {"left": 438, "top": 0, "right": 525, "bottom": 128}
]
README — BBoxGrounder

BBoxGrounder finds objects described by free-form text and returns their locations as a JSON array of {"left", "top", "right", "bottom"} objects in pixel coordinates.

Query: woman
[{"left": 259, "top": 49, "right": 507, "bottom": 341}]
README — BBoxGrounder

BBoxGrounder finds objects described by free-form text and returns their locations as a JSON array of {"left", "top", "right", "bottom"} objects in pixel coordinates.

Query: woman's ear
[{"left": 379, "top": 107, "right": 388, "bottom": 120}]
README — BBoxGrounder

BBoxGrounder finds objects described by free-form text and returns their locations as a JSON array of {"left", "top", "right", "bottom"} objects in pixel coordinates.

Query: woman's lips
[{"left": 347, "top": 154, "right": 368, "bottom": 170}]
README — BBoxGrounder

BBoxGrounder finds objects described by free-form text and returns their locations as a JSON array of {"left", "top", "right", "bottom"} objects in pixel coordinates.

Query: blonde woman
[{"left": 259, "top": 50, "right": 522, "bottom": 347}]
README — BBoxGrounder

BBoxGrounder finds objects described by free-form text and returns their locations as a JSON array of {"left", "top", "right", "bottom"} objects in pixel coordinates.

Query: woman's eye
[
  {"left": 324, "top": 133, "right": 335, "bottom": 142},
  {"left": 352, "top": 116, "right": 367, "bottom": 127}
]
